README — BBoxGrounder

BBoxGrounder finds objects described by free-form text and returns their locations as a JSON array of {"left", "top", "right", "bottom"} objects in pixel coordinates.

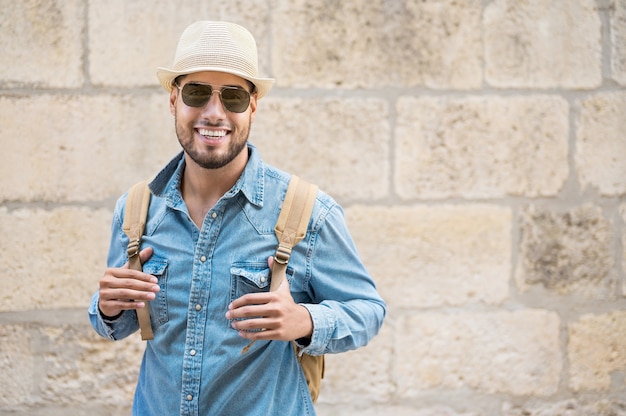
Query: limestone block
[
  {"left": 611, "top": 0, "right": 626, "bottom": 85},
  {"left": 0, "top": 207, "right": 111, "bottom": 311},
  {"left": 0, "top": 0, "right": 84, "bottom": 88},
  {"left": 568, "top": 311, "right": 626, "bottom": 391},
  {"left": 88, "top": 0, "right": 271, "bottom": 87},
  {"left": 319, "top": 323, "right": 393, "bottom": 404},
  {"left": 0, "top": 325, "right": 35, "bottom": 408},
  {"left": 395, "top": 310, "right": 561, "bottom": 396},
  {"left": 251, "top": 97, "right": 390, "bottom": 200},
  {"left": 0, "top": 94, "right": 178, "bottom": 202},
  {"left": 346, "top": 205, "right": 511, "bottom": 308},
  {"left": 503, "top": 398, "right": 626, "bottom": 416},
  {"left": 575, "top": 92, "right": 626, "bottom": 195},
  {"left": 38, "top": 324, "right": 144, "bottom": 407},
  {"left": 484, "top": 0, "right": 601, "bottom": 88},
  {"left": 622, "top": 204, "right": 626, "bottom": 296},
  {"left": 516, "top": 204, "right": 615, "bottom": 297},
  {"left": 317, "top": 404, "right": 478, "bottom": 416},
  {"left": 395, "top": 96, "right": 569, "bottom": 199},
  {"left": 272, "top": 0, "right": 482, "bottom": 89}
]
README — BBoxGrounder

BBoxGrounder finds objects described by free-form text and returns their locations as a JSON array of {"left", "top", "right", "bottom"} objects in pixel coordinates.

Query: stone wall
[{"left": 1, "top": 0, "right": 625, "bottom": 415}]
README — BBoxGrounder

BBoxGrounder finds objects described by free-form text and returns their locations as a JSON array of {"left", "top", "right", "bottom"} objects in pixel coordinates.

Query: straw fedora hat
[{"left": 157, "top": 21, "right": 275, "bottom": 99}]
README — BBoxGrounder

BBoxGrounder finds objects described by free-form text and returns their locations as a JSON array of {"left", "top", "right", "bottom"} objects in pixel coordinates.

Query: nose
[{"left": 200, "top": 90, "right": 227, "bottom": 119}]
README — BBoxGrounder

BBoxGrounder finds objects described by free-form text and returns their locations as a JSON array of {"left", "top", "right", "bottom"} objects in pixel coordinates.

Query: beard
[{"left": 174, "top": 115, "right": 251, "bottom": 170}]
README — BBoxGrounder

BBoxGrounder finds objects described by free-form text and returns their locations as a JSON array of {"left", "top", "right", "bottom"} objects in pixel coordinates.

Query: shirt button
[
  {"left": 187, "top": 395, "right": 193, "bottom": 401},
  {"left": 211, "top": 212, "right": 217, "bottom": 219},
  {"left": 200, "top": 255, "right": 207, "bottom": 262},
  {"left": 260, "top": 276, "right": 266, "bottom": 283},
  {"left": 190, "top": 349, "right": 196, "bottom": 356},
  {"left": 195, "top": 304, "right": 202, "bottom": 311}
]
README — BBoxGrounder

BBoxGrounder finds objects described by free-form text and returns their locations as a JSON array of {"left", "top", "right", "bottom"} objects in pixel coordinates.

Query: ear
[
  {"left": 249, "top": 94, "right": 258, "bottom": 123},
  {"left": 169, "top": 87, "right": 178, "bottom": 116}
]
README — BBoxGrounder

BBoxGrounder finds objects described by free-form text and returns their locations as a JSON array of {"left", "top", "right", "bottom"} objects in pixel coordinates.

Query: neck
[{"left": 181, "top": 149, "right": 248, "bottom": 226}]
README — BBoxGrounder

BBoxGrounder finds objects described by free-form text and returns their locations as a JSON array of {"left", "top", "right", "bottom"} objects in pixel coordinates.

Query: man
[{"left": 89, "top": 21, "right": 385, "bottom": 416}]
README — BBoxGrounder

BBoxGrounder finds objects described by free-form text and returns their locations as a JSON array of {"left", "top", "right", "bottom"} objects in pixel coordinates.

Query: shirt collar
[{"left": 148, "top": 143, "right": 265, "bottom": 208}]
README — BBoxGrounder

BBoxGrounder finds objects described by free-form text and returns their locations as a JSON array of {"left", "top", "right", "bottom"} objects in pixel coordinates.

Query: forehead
[{"left": 181, "top": 71, "right": 248, "bottom": 87}]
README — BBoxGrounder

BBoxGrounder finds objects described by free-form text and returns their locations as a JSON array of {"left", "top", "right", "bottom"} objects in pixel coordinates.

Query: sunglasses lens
[
  {"left": 220, "top": 89, "right": 250, "bottom": 113},
  {"left": 181, "top": 84, "right": 212, "bottom": 107},
  {"left": 180, "top": 84, "right": 250, "bottom": 113}
]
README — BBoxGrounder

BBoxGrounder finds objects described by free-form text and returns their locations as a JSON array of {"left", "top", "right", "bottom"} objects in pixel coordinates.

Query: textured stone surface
[
  {"left": 320, "top": 323, "right": 393, "bottom": 403},
  {"left": 251, "top": 97, "right": 390, "bottom": 200},
  {"left": 484, "top": 0, "right": 602, "bottom": 88},
  {"left": 516, "top": 204, "right": 615, "bottom": 297},
  {"left": 622, "top": 204, "right": 626, "bottom": 297},
  {"left": 88, "top": 0, "right": 271, "bottom": 87},
  {"left": 611, "top": 0, "right": 626, "bottom": 85},
  {"left": 272, "top": 0, "right": 483, "bottom": 89},
  {"left": 0, "top": 94, "right": 178, "bottom": 202},
  {"left": 569, "top": 311, "right": 626, "bottom": 391},
  {"left": 318, "top": 404, "right": 479, "bottom": 416},
  {"left": 0, "top": 0, "right": 624, "bottom": 413},
  {"left": 502, "top": 398, "right": 626, "bottom": 416},
  {"left": 0, "top": 0, "right": 85, "bottom": 88},
  {"left": 38, "top": 324, "right": 144, "bottom": 406},
  {"left": 575, "top": 92, "right": 626, "bottom": 195},
  {"left": 0, "top": 207, "right": 111, "bottom": 311},
  {"left": 0, "top": 325, "right": 35, "bottom": 407},
  {"left": 395, "top": 96, "right": 569, "bottom": 199},
  {"left": 346, "top": 205, "right": 511, "bottom": 308},
  {"left": 395, "top": 310, "right": 561, "bottom": 396}
]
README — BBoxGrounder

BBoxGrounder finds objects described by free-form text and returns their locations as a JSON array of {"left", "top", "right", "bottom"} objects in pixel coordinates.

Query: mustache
[{"left": 195, "top": 121, "right": 231, "bottom": 129}]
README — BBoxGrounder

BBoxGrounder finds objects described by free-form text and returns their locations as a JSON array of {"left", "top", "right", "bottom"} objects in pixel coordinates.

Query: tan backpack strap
[
  {"left": 270, "top": 176, "right": 318, "bottom": 291},
  {"left": 241, "top": 176, "right": 318, "bottom": 355},
  {"left": 122, "top": 181, "right": 154, "bottom": 341}
]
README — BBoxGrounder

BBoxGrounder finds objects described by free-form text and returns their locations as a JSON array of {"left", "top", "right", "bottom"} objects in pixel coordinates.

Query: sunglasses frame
[{"left": 174, "top": 82, "right": 252, "bottom": 113}]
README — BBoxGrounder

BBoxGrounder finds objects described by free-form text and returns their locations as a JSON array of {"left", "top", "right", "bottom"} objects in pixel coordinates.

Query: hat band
[{"left": 173, "top": 54, "right": 258, "bottom": 78}]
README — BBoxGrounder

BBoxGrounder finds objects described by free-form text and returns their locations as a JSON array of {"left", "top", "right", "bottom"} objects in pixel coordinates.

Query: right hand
[{"left": 98, "top": 247, "right": 160, "bottom": 318}]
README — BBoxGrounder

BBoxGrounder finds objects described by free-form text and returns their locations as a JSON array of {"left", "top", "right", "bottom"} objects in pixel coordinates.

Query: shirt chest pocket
[
  {"left": 230, "top": 263, "right": 271, "bottom": 301},
  {"left": 229, "top": 262, "right": 296, "bottom": 298},
  {"left": 142, "top": 256, "right": 169, "bottom": 327}
]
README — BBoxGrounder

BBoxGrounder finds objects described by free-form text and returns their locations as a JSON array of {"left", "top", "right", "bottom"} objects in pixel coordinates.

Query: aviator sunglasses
[{"left": 175, "top": 82, "right": 252, "bottom": 113}]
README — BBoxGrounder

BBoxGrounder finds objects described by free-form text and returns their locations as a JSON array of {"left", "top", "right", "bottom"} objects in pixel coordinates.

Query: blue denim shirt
[{"left": 89, "top": 144, "right": 386, "bottom": 415}]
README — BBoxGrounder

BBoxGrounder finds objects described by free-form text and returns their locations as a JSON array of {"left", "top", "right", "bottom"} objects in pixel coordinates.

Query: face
[{"left": 170, "top": 71, "right": 257, "bottom": 170}]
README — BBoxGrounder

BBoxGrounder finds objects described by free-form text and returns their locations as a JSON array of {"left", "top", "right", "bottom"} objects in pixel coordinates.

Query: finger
[
  {"left": 102, "top": 286, "right": 159, "bottom": 302},
  {"left": 101, "top": 266, "right": 158, "bottom": 286},
  {"left": 231, "top": 316, "right": 276, "bottom": 331},
  {"left": 228, "top": 291, "right": 275, "bottom": 312},
  {"left": 139, "top": 246, "right": 153, "bottom": 265},
  {"left": 100, "top": 272, "right": 159, "bottom": 291},
  {"left": 237, "top": 328, "right": 276, "bottom": 341},
  {"left": 275, "top": 277, "right": 290, "bottom": 294},
  {"left": 98, "top": 283, "right": 158, "bottom": 317}
]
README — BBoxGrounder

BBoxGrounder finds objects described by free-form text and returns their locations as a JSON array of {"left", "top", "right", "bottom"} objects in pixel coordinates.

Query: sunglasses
[{"left": 175, "top": 82, "right": 252, "bottom": 113}]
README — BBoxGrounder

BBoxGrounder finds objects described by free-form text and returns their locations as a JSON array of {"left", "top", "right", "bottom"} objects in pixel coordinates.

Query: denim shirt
[{"left": 88, "top": 143, "right": 386, "bottom": 416}]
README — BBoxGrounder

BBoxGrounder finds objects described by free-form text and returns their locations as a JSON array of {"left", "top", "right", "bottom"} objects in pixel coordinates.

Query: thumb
[
  {"left": 139, "top": 246, "right": 153, "bottom": 264},
  {"left": 268, "top": 255, "right": 291, "bottom": 292}
]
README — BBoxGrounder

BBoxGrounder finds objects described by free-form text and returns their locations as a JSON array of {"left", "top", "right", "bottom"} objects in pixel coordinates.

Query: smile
[{"left": 198, "top": 129, "right": 227, "bottom": 137}]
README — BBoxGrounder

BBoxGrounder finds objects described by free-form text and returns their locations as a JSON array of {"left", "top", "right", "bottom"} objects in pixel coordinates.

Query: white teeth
[{"left": 199, "top": 129, "right": 226, "bottom": 137}]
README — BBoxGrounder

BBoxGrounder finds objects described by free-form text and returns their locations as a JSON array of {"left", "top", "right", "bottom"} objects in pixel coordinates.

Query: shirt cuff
[{"left": 297, "top": 303, "right": 335, "bottom": 356}]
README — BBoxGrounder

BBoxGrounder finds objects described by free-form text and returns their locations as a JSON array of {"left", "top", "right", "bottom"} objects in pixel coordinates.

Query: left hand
[{"left": 225, "top": 256, "right": 313, "bottom": 342}]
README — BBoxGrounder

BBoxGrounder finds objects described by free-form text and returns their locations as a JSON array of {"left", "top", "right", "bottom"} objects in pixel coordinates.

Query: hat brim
[{"left": 156, "top": 66, "right": 275, "bottom": 99}]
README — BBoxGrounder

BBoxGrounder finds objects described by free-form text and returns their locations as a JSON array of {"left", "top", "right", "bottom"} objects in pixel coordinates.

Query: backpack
[{"left": 122, "top": 175, "right": 325, "bottom": 402}]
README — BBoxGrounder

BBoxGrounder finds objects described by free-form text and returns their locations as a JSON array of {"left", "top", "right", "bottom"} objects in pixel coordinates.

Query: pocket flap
[
  {"left": 142, "top": 257, "right": 168, "bottom": 276},
  {"left": 231, "top": 264, "right": 271, "bottom": 289}
]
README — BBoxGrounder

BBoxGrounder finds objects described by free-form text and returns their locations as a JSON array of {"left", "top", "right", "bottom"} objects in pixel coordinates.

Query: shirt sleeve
[
  {"left": 88, "top": 291, "right": 140, "bottom": 340},
  {"left": 298, "top": 203, "right": 386, "bottom": 356},
  {"left": 87, "top": 195, "right": 141, "bottom": 340}
]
